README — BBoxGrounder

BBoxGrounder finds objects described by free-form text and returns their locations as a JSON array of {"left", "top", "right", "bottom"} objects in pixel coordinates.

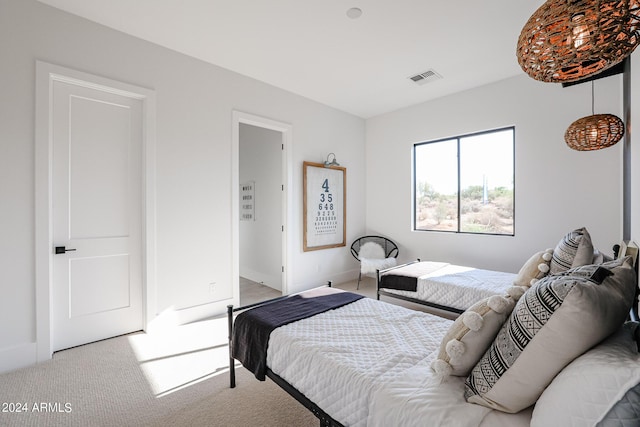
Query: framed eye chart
[{"left": 303, "top": 161, "right": 346, "bottom": 251}]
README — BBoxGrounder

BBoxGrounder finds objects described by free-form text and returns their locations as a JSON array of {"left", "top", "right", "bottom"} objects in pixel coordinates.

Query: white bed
[
  {"left": 267, "top": 296, "right": 530, "bottom": 427},
  {"left": 377, "top": 261, "right": 518, "bottom": 313},
  {"left": 231, "top": 231, "right": 640, "bottom": 427},
  {"left": 231, "top": 255, "right": 639, "bottom": 427}
]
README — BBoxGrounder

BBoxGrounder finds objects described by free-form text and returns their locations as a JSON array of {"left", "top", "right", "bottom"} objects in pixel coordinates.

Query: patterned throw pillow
[
  {"left": 549, "top": 227, "right": 594, "bottom": 274},
  {"left": 431, "top": 286, "right": 524, "bottom": 378},
  {"left": 464, "top": 258, "right": 637, "bottom": 413}
]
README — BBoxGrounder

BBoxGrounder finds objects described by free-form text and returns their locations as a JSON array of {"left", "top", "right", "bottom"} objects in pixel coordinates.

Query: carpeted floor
[
  {"left": 0, "top": 314, "right": 316, "bottom": 427},
  {"left": 0, "top": 277, "right": 451, "bottom": 427}
]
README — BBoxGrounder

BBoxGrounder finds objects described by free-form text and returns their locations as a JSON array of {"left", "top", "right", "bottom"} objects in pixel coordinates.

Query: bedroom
[{"left": 1, "top": 0, "right": 639, "bottom": 423}]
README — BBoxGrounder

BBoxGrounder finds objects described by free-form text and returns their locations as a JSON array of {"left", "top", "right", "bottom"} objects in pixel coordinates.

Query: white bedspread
[
  {"left": 266, "top": 297, "right": 530, "bottom": 427},
  {"left": 367, "top": 354, "right": 531, "bottom": 427},
  {"left": 267, "top": 297, "right": 451, "bottom": 426},
  {"left": 381, "top": 264, "right": 516, "bottom": 310}
]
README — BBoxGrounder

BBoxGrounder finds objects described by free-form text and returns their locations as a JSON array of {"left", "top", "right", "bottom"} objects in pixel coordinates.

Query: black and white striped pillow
[{"left": 549, "top": 227, "right": 594, "bottom": 274}]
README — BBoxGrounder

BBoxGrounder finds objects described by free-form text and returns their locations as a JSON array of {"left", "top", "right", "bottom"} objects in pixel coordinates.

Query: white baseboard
[
  {"left": 0, "top": 342, "right": 37, "bottom": 374},
  {"left": 147, "top": 299, "right": 236, "bottom": 333},
  {"left": 239, "top": 268, "right": 281, "bottom": 291}
]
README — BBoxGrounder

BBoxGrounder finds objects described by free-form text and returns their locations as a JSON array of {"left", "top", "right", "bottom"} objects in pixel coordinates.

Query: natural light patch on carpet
[{"left": 127, "top": 315, "right": 234, "bottom": 397}]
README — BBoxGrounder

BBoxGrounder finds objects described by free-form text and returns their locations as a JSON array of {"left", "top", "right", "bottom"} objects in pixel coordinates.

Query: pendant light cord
[{"left": 591, "top": 80, "right": 595, "bottom": 116}]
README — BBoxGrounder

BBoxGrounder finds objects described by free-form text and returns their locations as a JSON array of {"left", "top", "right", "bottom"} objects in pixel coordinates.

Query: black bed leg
[{"left": 227, "top": 304, "right": 236, "bottom": 388}]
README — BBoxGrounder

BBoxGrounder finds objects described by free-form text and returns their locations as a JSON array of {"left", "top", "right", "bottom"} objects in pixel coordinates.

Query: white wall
[
  {"left": 239, "top": 124, "right": 282, "bottom": 290},
  {"left": 0, "top": 0, "right": 365, "bottom": 373},
  {"left": 366, "top": 73, "right": 624, "bottom": 273}
]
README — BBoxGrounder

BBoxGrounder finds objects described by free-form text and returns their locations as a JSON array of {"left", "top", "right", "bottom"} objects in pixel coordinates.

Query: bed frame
[
  {"left": 227, "top": 250, "right": 639, "bottom": 426},
  {"left": 376, "top": 258, "right": 465, "bottom": 315},
  {"left": 227, "top": 282, "right": 344, "bottom": 427}
]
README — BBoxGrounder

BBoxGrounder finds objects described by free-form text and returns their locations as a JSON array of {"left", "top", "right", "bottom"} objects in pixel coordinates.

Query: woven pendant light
[
  {"left": 517, "top": 0, "right": 640, "bottom": 83},
  {"left": 564, "top": 82, "right": 624, "bottom": 150}
]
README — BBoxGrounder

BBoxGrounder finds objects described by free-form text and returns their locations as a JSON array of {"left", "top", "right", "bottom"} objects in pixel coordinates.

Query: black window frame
[{"left": 412, "top": 126, "right": 515, "bottom": 236}]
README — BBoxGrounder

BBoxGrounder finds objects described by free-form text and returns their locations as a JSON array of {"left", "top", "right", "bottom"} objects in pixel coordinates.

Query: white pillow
[
  {"left": 531, "top": 322, "right": 640, "bottom": 427},
  {"left": 358, "top": 241, "right": 385, "bottom": 259}
]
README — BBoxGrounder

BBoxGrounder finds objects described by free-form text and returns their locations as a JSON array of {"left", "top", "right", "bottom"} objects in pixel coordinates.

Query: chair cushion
[{"left": 358, "top": 241, "right": 385, "bottom": 259}]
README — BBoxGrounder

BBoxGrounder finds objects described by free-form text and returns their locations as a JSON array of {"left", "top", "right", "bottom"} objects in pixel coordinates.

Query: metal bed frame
[
  {"left": 226, "top": 246, "right": 639, "bottom": 426},
  {"left": 227, "top": 281, "right": 344, "bottom": 427}
]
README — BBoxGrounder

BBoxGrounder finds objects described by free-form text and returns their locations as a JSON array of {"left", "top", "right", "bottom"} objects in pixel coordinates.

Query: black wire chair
[{"left": 350, "top": 236, "right": 399, "bottom": 289}]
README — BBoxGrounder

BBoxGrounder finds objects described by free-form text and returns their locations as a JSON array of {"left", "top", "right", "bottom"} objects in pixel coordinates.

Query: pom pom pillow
[
  {"left": 464, "top": 258, "right": 637, "bottom": 413},
  {"left": 549, "top": 227, "right": 594, "bottom": 274},
  {"left": 431, "top": 286, "right": 525, "bottom": 378},
  {"left": 513, "top": 249, "right": 553, "bottom": 287}
]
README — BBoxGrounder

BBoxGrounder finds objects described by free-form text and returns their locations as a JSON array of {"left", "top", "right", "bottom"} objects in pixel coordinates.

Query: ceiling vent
[{"left": 409, "top": 69, "right": 442, "bottom": 85}]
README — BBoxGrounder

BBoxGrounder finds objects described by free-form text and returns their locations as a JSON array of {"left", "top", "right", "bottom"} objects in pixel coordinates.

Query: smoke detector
[{"left": 409, "top": 69, "right": 442, "bottom": 85}]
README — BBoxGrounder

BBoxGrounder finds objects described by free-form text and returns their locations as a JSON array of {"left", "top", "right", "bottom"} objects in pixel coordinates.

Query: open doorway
[{"left": 233, "top": 112, "right": 292, "bottom": 307}]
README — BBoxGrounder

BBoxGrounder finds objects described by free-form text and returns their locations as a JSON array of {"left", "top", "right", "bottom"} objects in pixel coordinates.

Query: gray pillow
[{"left": 597, "top": 383, "right": 640, "bottom": 427}]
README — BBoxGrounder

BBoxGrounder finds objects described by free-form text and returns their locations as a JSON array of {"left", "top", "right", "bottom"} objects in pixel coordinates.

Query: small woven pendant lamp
[
  {"left": 517, "top": 0, "right": 640, "bottom": 83},
  {"left": 564, "top": 81, "right": 624, "bottom": 150}
]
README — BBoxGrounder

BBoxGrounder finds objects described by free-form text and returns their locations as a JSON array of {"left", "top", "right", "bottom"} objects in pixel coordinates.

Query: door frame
[
  {"left": 232, "top": 111, "right": 292, "bottom": 298},
  {"left": 35, "top": 61, "right": 157, "bottom": 362}
]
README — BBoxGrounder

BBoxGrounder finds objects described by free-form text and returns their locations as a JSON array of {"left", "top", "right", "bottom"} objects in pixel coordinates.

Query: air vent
[{"left": 409, "top": 69, "right": 442, "bottom": 85}]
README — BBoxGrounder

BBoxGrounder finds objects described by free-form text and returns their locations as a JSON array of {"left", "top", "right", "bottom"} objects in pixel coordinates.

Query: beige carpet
[
  {"left": 0, "top": 278, "right": 451, "bottom": 427},
  {"left": 0, "top": 315, "right": 317, "bottom": 427}
]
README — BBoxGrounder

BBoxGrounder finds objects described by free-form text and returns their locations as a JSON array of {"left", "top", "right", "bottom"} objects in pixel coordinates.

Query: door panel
[
  {"left": 69, "top": 254, "right": 131, "bottom": 317},
  {"left": 69, "top": 95, "right": 131, "bottom": 239},
  {"left": 52, "top": 80, "right": 142, "bottom": 352}
]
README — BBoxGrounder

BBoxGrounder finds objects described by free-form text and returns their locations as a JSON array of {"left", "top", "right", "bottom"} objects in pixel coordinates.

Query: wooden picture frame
[{"left": 303, "top": 161, "right": 346, "bottom": 251}]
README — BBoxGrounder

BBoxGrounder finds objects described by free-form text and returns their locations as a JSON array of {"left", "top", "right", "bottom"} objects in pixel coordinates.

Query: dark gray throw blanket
[
  {"left": 379, "top": 274, "right": 419, "bottom": 292},
  {"left": 232, "top": 291, "right": 364, "bottom": 381},
  {"left": 379, "top": 261, "right": 449, "bottom": 292}
]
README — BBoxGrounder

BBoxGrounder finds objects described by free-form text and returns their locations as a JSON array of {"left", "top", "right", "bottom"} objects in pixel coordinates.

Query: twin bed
[
  {"left": 227, "top": 230, "right": 640, "bottom": 426},
  {"left": 376, "top": 260, "right": 520, "bottom": 314}
]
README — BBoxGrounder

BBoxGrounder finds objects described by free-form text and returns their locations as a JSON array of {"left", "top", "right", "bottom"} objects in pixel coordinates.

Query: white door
[{"left": 51, "top": 79, "right": 143, "bottom": 352}]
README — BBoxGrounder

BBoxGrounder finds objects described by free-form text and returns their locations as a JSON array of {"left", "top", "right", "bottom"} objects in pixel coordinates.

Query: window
[{"left": 413, "top": 127, "right": 514, "bottom": 235}]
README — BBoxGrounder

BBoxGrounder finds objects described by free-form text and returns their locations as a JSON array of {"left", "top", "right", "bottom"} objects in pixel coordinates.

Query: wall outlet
[{"left": 209, "top": 282, "right": 216, "bottom": 293}]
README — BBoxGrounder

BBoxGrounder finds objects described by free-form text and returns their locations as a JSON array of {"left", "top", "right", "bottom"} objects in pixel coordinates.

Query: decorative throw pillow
[
  {"left": 530, "top": 322, "right": 640, "bottom": 427},
  {"left": 431, "top": 286, "right": 525, "bottom": 378},
  {"left": 464, "top": 258, "right": 637, "bottom": 413},
  {"left": 512, "top": 249, "right": 553, "bottom": 287},
  {"left": 549, "top": 227, "right": 594, "bottom": 274}
]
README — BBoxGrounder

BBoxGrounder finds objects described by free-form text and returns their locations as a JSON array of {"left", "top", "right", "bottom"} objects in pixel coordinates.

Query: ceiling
[{"left": 37, "top": 0, "right": 546, "bottom": 119}]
